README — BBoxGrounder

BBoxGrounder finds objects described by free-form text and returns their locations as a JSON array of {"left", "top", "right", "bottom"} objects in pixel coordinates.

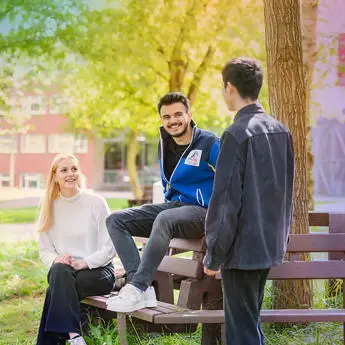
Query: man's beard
[{"left": 169, "top": 123, "right": 189, "bottom": 138}]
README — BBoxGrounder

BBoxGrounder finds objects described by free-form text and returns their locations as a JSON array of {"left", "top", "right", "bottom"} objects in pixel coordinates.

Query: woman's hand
[
  {"left": 54, "top": 254, "right": 73, "bottom": 265},
  {"left": 71, "top": 259, "right": 88, "bottom": 270}
]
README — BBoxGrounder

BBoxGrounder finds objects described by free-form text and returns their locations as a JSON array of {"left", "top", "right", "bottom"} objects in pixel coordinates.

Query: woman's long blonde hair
[{"left": 38, "top": 153, "right": 81, "bottom": 232}]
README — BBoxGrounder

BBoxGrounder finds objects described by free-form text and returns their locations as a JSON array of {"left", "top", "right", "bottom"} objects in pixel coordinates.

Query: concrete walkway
[{"left": 0, "top": 223, "right": 38, "bottom": 242}]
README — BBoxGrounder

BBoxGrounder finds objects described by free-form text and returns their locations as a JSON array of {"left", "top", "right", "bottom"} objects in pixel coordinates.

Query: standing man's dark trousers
[
  {"left": 36, "top": 263, "right": 115, "bottom": 345},
  {"left": 106, "top": 201, "right": 206, "bottom": 291},
  {"left": 222, "top": 268, "right": 270, "bottom": 345}
]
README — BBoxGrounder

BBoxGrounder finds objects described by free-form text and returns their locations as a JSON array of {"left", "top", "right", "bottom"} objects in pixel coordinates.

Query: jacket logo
[{"left": 185, "top": 150, "right": 202, "bottom": 167}]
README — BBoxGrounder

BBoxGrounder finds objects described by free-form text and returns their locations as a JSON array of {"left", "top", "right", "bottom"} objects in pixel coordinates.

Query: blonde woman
[{"left": 36, "top": 154, "right": 116, "bottom": 345}]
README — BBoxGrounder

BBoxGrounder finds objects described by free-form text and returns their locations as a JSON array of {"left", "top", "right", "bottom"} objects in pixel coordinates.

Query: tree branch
[{"left": 187, "top": 45, "right": 215, "bottom": 104}]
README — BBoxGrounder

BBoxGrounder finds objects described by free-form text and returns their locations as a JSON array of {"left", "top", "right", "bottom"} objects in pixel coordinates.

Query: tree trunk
[
  {"left": 188, "top": 46, "right": 215, "bottom": 104},
  {"left": 168, "top": 0, "right": 197, "bottom": 92},
  {"left": 126, "top": 131, "right": 143, "bottom": 199},
  {"left": 301, "top": 0, "right": 318, "bottom": 210},
  {"left": 169, "top": 59, "right": 188, "bottom": 91},
  {"left": 263, "top": 0, "right": 312, "bottom": 309}
]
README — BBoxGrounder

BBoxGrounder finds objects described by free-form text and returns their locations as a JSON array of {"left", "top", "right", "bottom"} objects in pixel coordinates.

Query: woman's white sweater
[{"left": 39, "top": 190, "right": 116, "bottom": 269}]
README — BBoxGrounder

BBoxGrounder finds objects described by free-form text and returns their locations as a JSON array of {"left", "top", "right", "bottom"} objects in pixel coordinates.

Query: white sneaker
[
  {"left": 105, "top": 291, "right": 119, "bottom": 305},
  {"left": 107, "top": 284, "right": 157, "bottom": 312},
  {"left": 144, "top": 286, "right": 157, "bottom": 308},
  {"left": 68, "top": 336, "right": 87, "bottom": 345}
]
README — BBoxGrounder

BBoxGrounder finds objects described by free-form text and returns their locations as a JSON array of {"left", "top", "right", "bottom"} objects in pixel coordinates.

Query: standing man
[
  {"left": 203, "top": 58, "right": 294, "bottom": 345},
  {"left": 106, "top": 92, "right": 220, "bottom": 312}
]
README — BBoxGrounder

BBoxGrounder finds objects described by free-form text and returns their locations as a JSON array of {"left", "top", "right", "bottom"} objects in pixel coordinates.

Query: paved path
[{"left": 0, "top": 223, "right": 38, "bottom": 242}]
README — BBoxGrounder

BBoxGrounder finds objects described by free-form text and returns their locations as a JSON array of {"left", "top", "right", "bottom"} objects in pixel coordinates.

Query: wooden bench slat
[
  {"left": 309, "top": 212, "right": 329, "bottom": 226},
  {"left": 157, "top": 301, "right": 187, "bottom": 310},
  {"left": 158, "top": 256, "right": 203, "bottom": 278},
  {"left": 268, "top": 261, "right": 345, "bottom": 279},
  {"left": 215, "top": 260, "right": 345, "bottom": 280},
  {"left": 169, "top": 238, "right": 205, "bottom": 252},
  {"left": 154, "top": 310, "right": 224, "bottom": 324},
  {"left": 261, "top": 309, "right": 345, "bottom": 323},
  {"left": 287, "top": 234, "right": 345, "bottom": 252},
  {"left": 129, "top": 302, "right": 191, "bottom": 322},
  {"left": 130, "top": 308, "right": 163, "bottom": 322},
  {"left": 153, "top": 308, "right": 345, "bottom": 324},
  {"left": 153, "top": 305, "right": 182, "bottom": 314},
  {"left": 83, "top": 295, "right": 108, "bottom": 309}
]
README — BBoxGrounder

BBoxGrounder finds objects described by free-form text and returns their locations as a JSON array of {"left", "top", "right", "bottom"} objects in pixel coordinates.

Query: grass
[
  {"left": 263, "top": 323, "right": 343, "bottom": 345},
  {"left": 0, "top": 241, "right": 47, "bottom": 301},
  {"left": 106, "top": 198, "right": 128, "bottom": 210},
  {"left": 0, "top": 296, "right": 43, "bottom": 345},
  {"left": 0, "top": 207, "right": 39, "bottom": 224},
  {"left": 85, "top": 320, "right": 201, "bottom": 345},
  {"left": 0, "top": 241, "right": 46, "bottom": 345},
  {"left": 0, "top": 198, "right": 128, "bottom": 224}
]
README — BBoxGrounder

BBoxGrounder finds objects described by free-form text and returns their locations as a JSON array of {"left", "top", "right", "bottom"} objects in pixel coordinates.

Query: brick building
[{"left": 0, "top": 92, "right": 159, "bottom": 191}]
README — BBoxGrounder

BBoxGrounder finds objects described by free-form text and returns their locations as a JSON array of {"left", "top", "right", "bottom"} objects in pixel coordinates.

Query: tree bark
[
  {"left": 168, "top": 0, "right": 197, "bottom": 91},
  {"left": 126, "top": 131, "right": 143, "bottom": 199},
  {"left": 188, "top": 46, "right": 215, "bottom": 104},
  {"left": 263, "top": 0, "right": 312, "bottom": 309},
  {"left": 301, "top": 0, "right": 318, "bottom": 210}
]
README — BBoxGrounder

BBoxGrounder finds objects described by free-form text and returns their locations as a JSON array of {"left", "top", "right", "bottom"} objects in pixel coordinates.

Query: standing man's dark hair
[
  {"left": 222, "top": 57, "right": 263, "bottom": 100},
  {"left": 204, "top": 57, "right": 294, "bottom": 345}
]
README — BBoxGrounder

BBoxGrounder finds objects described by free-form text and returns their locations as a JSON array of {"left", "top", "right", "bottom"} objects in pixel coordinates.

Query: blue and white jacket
[{"left": 158, "top": 121, "right": 220, "bottom": 208}]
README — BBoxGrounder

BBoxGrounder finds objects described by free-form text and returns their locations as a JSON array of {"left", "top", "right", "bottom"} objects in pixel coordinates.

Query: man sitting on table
[{"left": 106, "top": 92, "right": 220, "bottom": 312}]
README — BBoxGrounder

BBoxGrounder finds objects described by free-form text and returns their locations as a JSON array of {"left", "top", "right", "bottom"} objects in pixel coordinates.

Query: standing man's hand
[{"left": 204, "top": 267, "right": 220, "bottom": 276}]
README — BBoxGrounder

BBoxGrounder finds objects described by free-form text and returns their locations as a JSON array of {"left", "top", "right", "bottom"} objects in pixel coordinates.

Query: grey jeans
[{"left": 106, "top": 202, "right": 206, "bottom": 291}]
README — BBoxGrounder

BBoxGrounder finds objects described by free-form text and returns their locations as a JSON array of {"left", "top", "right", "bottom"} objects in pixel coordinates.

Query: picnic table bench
[
  {"left": 83, "top": 212, "right": 345, "bottom": 345},
  {"left": 83, "top": 234, "right": 222, "bottom": 344}
]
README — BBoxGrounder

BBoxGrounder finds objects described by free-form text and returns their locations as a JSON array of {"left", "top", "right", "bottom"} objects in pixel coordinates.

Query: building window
[
  {"left": 338, "top": 33, "right": 345, "bottom": 86},
  {"left": 50, "top": 95, "right": 69, "bottom": 114},
  {"left": 0, "top": 135, "right": 17, "bottom": 153},
  {"left": 20, "top": 134, "right": 46, "bottom": 153},
  {"left": 20, "top": 173, "right": 43, "bottom": 189},
  {"left": 22, "top": 95, "right": 47, "bottom": 115},
  {"left": 48, "top": 134, "right": 88, "bottom": 154},
  {"left": 0, "top": 174, "right": 10, "bottom": 187}
]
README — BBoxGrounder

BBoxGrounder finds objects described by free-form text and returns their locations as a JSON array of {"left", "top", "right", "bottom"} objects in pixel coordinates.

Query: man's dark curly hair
[{"left": 222, "top": 58, "right": 263, "bottom": 100}]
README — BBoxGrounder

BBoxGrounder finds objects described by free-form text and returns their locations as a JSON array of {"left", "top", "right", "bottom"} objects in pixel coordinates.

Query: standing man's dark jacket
[{"left": 204, "top": 103, "right": 294, "bottom": 270}]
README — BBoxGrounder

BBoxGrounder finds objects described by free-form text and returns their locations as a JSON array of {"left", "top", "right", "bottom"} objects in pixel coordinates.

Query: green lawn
[
  {"left": 106, "top": 198, "right": 128, "bottom": 210},
  {"left": 0, "top": 242, "right": 47, "bottom": 301},
  {"left": 0, "top": 207, "right": 39, "bottom": 225},
  {"left": 0, "top": 296, "right": 43, "bottom": 345},
  {"left": 0, "top": 198, "right": 128, "bottom": 224}
]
